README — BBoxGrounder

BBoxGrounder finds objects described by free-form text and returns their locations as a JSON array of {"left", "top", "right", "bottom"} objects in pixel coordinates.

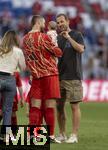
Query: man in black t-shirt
[{"left": 56, "top": 14, "right": 85, "bottom": 143}]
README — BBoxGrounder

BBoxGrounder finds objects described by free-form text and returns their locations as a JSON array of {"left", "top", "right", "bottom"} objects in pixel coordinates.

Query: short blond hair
[{"left": 31, "top": 15, "right": 44, "bottom": 28}]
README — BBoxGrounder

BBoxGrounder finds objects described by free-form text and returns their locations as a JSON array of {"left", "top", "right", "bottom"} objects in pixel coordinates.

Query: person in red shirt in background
[
  {"left": 0, "top": 72, "right": 24, "bottom": 135},
  {"left": 23, "top": 15, "right": 62, "bottom": 143}
]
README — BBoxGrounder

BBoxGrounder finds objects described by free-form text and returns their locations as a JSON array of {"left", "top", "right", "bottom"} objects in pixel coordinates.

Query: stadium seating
[{"left": 0, "top": 0, "right": 108, "bottom": 79}]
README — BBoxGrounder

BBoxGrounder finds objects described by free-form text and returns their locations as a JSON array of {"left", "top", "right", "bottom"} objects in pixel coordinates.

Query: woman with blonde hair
[{"left": 0, "top": 30, "right": 26, "bottom": 128}]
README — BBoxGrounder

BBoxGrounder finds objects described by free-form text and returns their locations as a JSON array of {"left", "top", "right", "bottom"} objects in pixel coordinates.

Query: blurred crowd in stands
[{"left": 0, "top": 0, "right": 108, "bottom": 79}]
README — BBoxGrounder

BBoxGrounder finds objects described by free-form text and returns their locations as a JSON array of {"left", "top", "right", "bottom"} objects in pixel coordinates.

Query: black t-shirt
[{"left": 57, "top": 30, "right": 84, "bottom": 80}]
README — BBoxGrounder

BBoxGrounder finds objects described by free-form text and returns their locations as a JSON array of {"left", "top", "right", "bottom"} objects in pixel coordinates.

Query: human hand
[
  {"left": 60, "top": 31, "right": 70, "bottom": 39},
  {"left": 29, "top": 75, "right": 32, "bottom": 85},
  {"left": 20, "top": 99, "right": 24, "bottom": 107}
]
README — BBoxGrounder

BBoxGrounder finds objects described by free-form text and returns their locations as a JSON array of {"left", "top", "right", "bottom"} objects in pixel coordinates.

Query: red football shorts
[{"left": 29, "top": 75, "right": 61, "bottom": 100}]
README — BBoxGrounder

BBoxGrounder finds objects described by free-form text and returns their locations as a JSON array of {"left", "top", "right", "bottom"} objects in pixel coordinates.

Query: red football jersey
[{"left": 23, "top": 32, "right": 62, "bottom": 78}]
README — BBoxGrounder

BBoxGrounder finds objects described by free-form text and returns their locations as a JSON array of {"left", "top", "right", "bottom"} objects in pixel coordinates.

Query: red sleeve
[
  {"left": 40, "top": 34, "right": 63, "bottom": 57},
  {"left": 14, "top": 72, "right": 22, "bottom": 87}
]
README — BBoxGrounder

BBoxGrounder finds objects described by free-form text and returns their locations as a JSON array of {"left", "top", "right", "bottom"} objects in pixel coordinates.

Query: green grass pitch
[{"left": 17, "top": 102, "right": 108, "bottom": 150}]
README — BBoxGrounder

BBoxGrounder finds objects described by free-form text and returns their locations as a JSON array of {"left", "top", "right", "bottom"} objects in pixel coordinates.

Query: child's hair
[{"left": 48, "top": 21, "right": 57, "bottom": 30}]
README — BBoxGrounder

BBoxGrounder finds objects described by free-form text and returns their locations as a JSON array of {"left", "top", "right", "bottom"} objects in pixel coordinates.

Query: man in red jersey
[{"left": 23, "top": 15, "right": 62, "bottom": 143}]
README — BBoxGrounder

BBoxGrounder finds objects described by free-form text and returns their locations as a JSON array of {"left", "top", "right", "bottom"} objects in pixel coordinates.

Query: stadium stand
[{"left": 0, "top": 0, "right": 108, "bottom": 79}]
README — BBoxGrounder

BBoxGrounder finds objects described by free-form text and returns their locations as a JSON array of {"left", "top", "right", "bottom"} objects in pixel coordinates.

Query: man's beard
[
  {"left": 40, "top": 27, "right": 45, "bottom": 33},
  {"left": 59, "top": 25, "right": 67, "bottom": 33}
]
